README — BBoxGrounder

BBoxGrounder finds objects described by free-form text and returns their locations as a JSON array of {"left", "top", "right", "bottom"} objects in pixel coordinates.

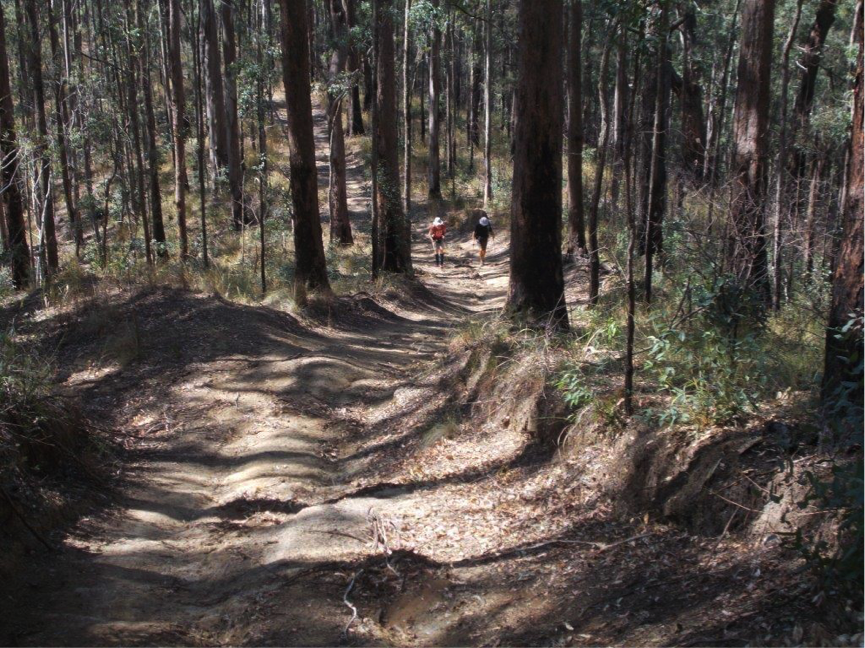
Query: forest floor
[{"left": 1, "top": 109, "right": 850, "bottom": 647}]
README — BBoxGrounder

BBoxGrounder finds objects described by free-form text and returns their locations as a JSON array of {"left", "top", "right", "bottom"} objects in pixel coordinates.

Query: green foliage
[
  {"left": 554, "top": 364, "right": 594, "bottom": 411},
  {"left": 642, "top": 278, "right": 773, "bottom": 427},
  {"left": 0, "top": 330, "right": 59, "bottom": 472},
  {"left": 0, "top": 265, "right": 13, "bottom": 299},
  {"left": 644, "top": 323, "right": 765, "bottom": 427}
]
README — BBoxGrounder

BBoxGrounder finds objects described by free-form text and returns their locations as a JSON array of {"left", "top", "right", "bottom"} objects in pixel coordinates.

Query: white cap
[
  {"left": 479, "top": 216, "right": 489, "bottom": 226},
  {"left": 433, "top": 217, "right": 443, "bottom": 226}
]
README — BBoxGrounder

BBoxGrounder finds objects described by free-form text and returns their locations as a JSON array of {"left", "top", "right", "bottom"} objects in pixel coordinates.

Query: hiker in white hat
[
  {"left": 427, "top": 216, "right": 447, "bottom": 267},
  {"left": 473, "top": 215, "right": 494, "bottom": 266}
]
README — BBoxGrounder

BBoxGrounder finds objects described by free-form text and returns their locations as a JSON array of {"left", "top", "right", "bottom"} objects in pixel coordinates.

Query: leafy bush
[
  {"left": 0, "top": 265, "right": 13, "bottom": 298},
  {"left": 643, "top": 278, "right": 770, "bottom": 427},
  {"left": 554, "top": 364, "right": 594, "bottom": 411}
]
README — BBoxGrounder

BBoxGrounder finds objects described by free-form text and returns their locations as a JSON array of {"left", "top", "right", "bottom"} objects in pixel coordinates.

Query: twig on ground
[
  {"left": 342, "top": 569, "right": 364, "bottom": 639},
  {"left": 710, "top": 490, "right": 763, "bottom": 513}
]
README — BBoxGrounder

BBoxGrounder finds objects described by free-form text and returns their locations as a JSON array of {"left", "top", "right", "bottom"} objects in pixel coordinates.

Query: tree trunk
[
  {"left": 506, "top": 0, "right": 568, "bottom": 329},
  {"left": 344, "top": 0, "right": 365, "bottom": 135},
  {"left": 787, "top": 0, "right": 839, "bottom": 263},
  {"left": 48, "top": 0, "right": 80, "bottom": 254},
  {"left": 124, "top": 2, "right": 152, "bottom": 264},
  {"left": 191, "top": 0, "right": 209, "bottom": 268},
  {"left": 363, "top": 55, "right": 373, "bottom": 111},
  {"left": 772, "top": 0, "right": 804, "bottom": 310},
  {"left": 257, "top": 0, "right": 268, "bottom": 289},
  {"left": 427, "top": 0, "right": 441, "bottom": 199},
  {"left": 221, "top": 0, "right": 246, "bottom": 229},
  {"left": 278, "top": 0, "right": 331, "bottom": 296},
  {"left": 482, "top": 0, "right": 492, "bottom": 206},
  {"left": 371, "top": 0, "right": 381, "bottom": 278},
  {"left": 469, "top": 20, "right": 481, "bottom": 148},
  {"left": 167, "top": 0, "right": 188, "bottom": 258},
  {"left": 611, "top": 28, "right": 627, "bottom": 160},
  {"left": 376, "top": 0, "right": 411, "bottom": 273},
  {"left": 328, "top": 0, "right": 352, "bottom": 245},
  {"left": 0, "top": 2, "right": 29, "bottom": 288},
  {"left": 644, "top": 4, "right": 671, "bottom": 304},
  {"left": 24, "top": 0, "right": 58, "bottom": 275},
  {"left": 727, "top": 0, "right": 775, "bottom": 301},
  {"left": 566, "top": 0, "right": 585, "bottom": 256},
  {"left": 138, "top": 0, "right": 167, "bottom": 256},
  {"left": 588, "top": 32, "right": 613, "bottom": 306},
  {"left": 202, "top": 0, "right": 228, "bottom": 174},
  {"left": 307, "top": 0, "right": 316, "bottom": 82},
  {"left": 623, "top": 22, "right": 644, "bottom": 417},
  {"left": 822, "top": 0, "right": 863, "bottom": 405},
  {"left": 675, "top": 7, "right": 706, "bottom": 183},
  {"left": 703, "top": 0, "right": 739, "bottom": 185},
  {"left": 803, "top": 153, "right": 824, "bottom": 279},
  {"left": 402, "top": 0, "right": 412, "bottom": 214}
]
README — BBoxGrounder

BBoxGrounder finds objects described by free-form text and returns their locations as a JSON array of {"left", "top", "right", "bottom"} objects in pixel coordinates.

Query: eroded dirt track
[
  {"left": 4, "top": 110, "right": 823, "bottom": 648},
  {"left": 7, "top": 224, "right": 519, "bottom": 646}
]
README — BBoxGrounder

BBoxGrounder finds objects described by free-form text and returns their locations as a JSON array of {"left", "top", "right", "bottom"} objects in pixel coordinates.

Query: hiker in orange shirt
[{"left": 428, "top": 217, "right": 447, "bottom": 267}]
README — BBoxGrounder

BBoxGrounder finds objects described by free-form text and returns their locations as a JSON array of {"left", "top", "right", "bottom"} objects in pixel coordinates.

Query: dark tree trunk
[
  {"left": 794, "top": 0, "right": 838, "bottom": 131},
  {"left": 674, "top": 7, "right": 706, "bottom": 182},
  {"left": 221, "top": 0, "right": 246, "bottom": 229},
  {"left": 787, "top": 0, "right": 839, "bottom": 257},
  {"left": 566, "top": 0, "right": 585, "bottom": 256},
  {"left": 24, "top": 0, "right": 58, "bottom": 275},
  {"left": 469, "top": 20, "right": 481, "bottom": 148},
  {"left": 202, "top": 0, "right": 228, "bottom": 173},
  {"left": 482, "top": 0, "right": 492, "bottom": 206},
  {"left": 644, "top": 5, "right": 671, "bottom": 304},
  {"left": 48, "top": 1, "right": 80, "bottom": 253},
  {"left": 375, "top": 0, "right": 411, "bottom": 273},
  {"left": 138, "top": 0, "right": 167, "bottom": 255},
  {"left": 403, "top": 0, "right": 412, "bottom": 214},
  {"left": 307, "top": 0, "right": 316, "bottom": 82},
  {"left": 704, "top": 0, "right": 740, "bottom": 183},
  {"left": 419, "top": 56, "right": 425, "bottom": 143},
  {"left": 344, "top": 0, "right": 365, "bottom": 135},
  {"left": 822, "top": 1, "right": 863, "bottom": 405},
  {"left": 328, "top": 0, "right": 352, "bottom": 245},
  {"left": 427, "top": 0, "right": 441, "bottom": 199},
  {"left": 124, "top": 2, "right": 151, "bottom": 264},
  {"left": 278, "top": 0, "right": 331, "bottom": 295},
  {"left": 167, "top": 0, "right": 188, "bottom": 258},
  {"left": 506, "top": 0, "right": 568, "bottom": 329},
  {"left": 363, "top": 55, "right": 373, "bottom": 111},
  {"left": 727, "top": 0, "right": 775, "bottom": 300},
  {"left": 0, "top": 2, "right": 29, "bottom": 288},
  {"left": 192, "top": 0, "right": 209, "bottom": 268}
]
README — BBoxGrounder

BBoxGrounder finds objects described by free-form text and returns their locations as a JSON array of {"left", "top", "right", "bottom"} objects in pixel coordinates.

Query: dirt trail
[
  {"left": 5, "top": 110, "right": 511, "bottom": 646},
  {"left": 5, "top": 107, "right": 812, "bottom": 648}
]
